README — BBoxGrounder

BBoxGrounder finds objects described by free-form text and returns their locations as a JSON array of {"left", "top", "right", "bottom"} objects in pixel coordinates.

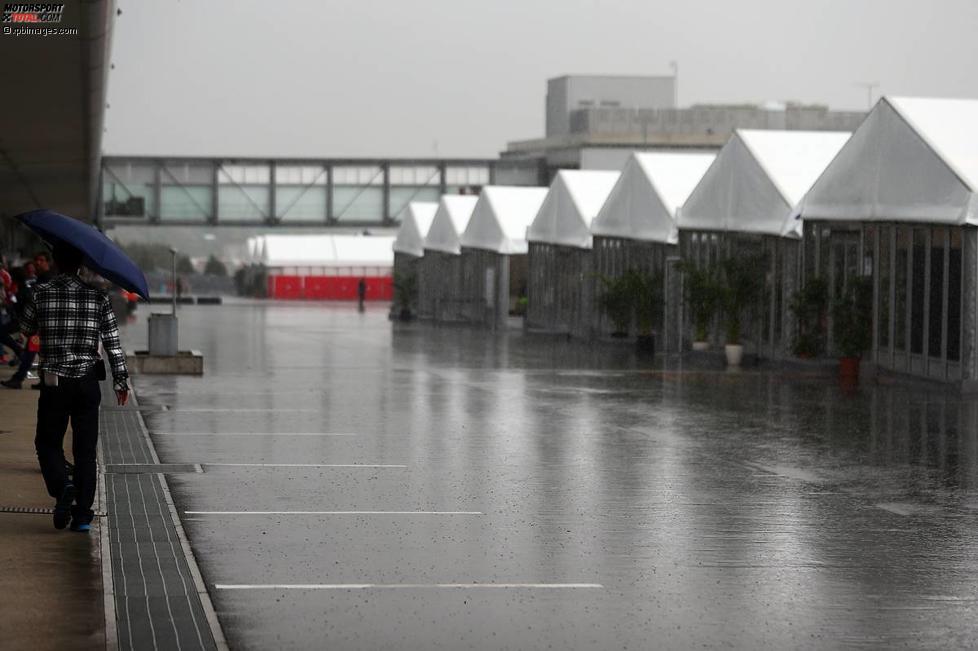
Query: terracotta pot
[
  {"left": 839, "top": 356, "right": 861, "bottom": 380},
  {"left": 725, "top": 344, "right": 744, "bottom": 367},
  {"left": 692, "top": 341, "right": 709, "bottom": 352}
]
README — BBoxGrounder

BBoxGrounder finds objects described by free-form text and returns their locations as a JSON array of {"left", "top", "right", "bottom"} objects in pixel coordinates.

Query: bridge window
[
  {"left": 332, "top": 165, "right": 384, "bottom": 221},
  {"left": 218, "top": 164, "right": 271, "bottom": 222},
  {"left": 276, "top": 165, "right": 327, "bottom": 223}
]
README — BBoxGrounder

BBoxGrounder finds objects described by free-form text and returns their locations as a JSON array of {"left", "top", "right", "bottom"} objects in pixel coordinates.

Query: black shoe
[
  {"left": 64, "top": 459, "right": 74, "bottom": 479},
  {"left": 7, "top": 358, "right": 18, "bottom": 367},
  {"left": 0, "top": 378, "right": 22, "bottom": 389},
  {"left": 53, "top": 483, "right": 76, "bottom": 530}
]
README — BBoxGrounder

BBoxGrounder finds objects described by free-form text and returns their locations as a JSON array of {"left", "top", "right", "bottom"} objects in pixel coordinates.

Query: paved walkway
[
  {"left": 0, "top": 378, "right": 105, "bottom": 651},
  {"left": 0, "top": 367, "right": 225, "bottom": 651}
]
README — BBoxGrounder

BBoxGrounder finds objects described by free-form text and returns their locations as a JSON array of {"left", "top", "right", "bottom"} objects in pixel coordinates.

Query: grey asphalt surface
[{"left": 123, "top": 301, "right": 978, "bottom": 650}]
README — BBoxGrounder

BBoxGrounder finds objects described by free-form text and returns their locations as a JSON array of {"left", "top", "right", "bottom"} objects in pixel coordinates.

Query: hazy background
[{"left": 104, "top": 0, "right": 978, "bottom": 158}]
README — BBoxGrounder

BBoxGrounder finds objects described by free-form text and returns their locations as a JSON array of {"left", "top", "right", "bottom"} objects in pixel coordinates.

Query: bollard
[{"left": 148, "top": 314, "right": 178, "bottom": 357}]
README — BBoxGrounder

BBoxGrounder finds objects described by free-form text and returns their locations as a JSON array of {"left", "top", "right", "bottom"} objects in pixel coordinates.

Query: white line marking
[
  {"left": 202, "top": 463, "right": 407, "bottom": 468},
  {"left": 164, "top": 408, "right": 318, "bottom": 413},
  {"left": 215, "top": 583, "right": 603, "bottom": 590},
  {"left": 185, "top": 511, "right": 483, "bottom": 516},
  {"left": 153, "top": 432, "right": 358, "bottom": 437}
]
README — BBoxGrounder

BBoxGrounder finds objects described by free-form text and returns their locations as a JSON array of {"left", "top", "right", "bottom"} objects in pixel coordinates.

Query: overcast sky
[{"left": 103, "top": 0, "right": 978, "bottom": 159}]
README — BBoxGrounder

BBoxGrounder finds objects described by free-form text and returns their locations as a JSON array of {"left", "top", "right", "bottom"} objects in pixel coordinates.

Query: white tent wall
[
  {"left": 417, "top": 249, "right": 467, "bottom": 321},
  {"left": 676, "top": 130, "right": 849, "bottom": 359},
  {"left": 526, "top": 243, "right": 594, "bottom": 337},
  {"left": 794, "top": 97, "right": 978, "bottom": 386},
  {"left": 457, "top": 247, "right": 523, "bottom": 329},
  {"left": 586, "top": 153, "right": 715, "bottom": 342},
  {"left": 525, "top": 171, "right": 619, "bottom": 336},
  {"left": 456, "top": 186, "right": 547, "bottom": 328},
  {"left": 418, "top": 195, "right": 478, "bottom": 322}
]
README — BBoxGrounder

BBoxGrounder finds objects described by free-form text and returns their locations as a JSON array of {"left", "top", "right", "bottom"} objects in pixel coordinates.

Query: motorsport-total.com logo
[{"left": 1, "top": 3, "right": 64, "bottom": 24}]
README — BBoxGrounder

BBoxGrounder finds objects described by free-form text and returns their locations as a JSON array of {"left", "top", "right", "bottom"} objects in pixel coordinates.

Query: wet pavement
[{"left": 122, "top": 301, "right": 978, "bottom": 649}]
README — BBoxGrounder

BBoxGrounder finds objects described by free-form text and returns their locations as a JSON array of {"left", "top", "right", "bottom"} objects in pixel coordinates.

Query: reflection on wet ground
[{"left": 124, "top": 302, "right": 978, "bottom": 649}]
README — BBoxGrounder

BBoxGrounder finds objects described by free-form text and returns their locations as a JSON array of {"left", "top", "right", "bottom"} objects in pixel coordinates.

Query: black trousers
[{"left": 35, "top": 375, "right": 101, "bottom": 521}]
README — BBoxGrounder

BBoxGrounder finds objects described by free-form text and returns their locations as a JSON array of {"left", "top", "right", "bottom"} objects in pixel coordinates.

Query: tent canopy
[
  {"left": 460, "top": 186, "right": 548, "bottom": 255},
  {"left": 681, "top": 129, "right": 850, "bottom": 237},
  {"left": 591, "top": 152, "right": 716, "bottom": 244},
  {"left": 393, "top": 201, "right": 438, "bottom": 257},
  {"left": 527, "top": 170, "right": 620, "bottom": 249},
  {"left": 259, "top": 234, "right": 395, "bottom": 268},
  {"left": 794, "top": 96, "right": 978, "bottom": 227},
  {"left": 423, "top": 195, "right": 479, "bottom": 255}
]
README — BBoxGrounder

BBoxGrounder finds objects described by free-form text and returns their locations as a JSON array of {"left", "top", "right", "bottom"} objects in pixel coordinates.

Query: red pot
[{"left": 839, "top": 356, "right": 861, "bottom": 380}]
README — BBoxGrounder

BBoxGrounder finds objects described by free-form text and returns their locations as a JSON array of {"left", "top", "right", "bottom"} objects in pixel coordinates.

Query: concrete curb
[{"left": 97, "top": 439, "right": 119, "bottom": 651}]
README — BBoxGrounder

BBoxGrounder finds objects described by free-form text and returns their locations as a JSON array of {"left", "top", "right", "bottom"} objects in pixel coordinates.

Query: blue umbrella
[{"left": 16, "top": 209, "right": 150, "bottom": 300}]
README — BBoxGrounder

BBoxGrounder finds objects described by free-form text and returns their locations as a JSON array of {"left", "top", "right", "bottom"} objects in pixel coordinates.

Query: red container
[{"left": 838, "top": 356, "right": 861, "bottom": 381}]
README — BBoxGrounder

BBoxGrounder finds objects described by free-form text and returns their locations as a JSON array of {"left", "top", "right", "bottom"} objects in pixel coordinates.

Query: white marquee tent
[
  {"left": 526, "top": 170, "right": 620, "bottom": 249},
  {"left": 460, "top": 186, "right": 549, "bottom": 255},
  {"left": 794, "top": 96, "right": 978, "bottom": 227},
  {"left": 258, "top": 234, "right": 395, "bottom": 269},
  {"left": 392, "top": 201, "right": 439, "bottom": 257},
  {"left": 592, "top": 152, "right": 716, "bottom": 244},
  {"left": 423, "top": 195, "right": 479, "bottom": 255},
  {"left": 681, "top": 129, "right": 851, "bottom": 237}
]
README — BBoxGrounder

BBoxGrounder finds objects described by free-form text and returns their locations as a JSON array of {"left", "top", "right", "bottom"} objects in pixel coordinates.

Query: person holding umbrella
[{"left": 16, "top": 242, "right": 131, "bottom": 531}]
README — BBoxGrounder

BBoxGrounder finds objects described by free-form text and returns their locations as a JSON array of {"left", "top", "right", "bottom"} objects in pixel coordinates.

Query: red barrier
[{"left": 267, "top": 275, "right": 392, "bottom": 301}]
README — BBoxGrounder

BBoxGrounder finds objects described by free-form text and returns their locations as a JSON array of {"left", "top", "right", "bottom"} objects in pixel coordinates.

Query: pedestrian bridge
[{"left": 100, "top": 156, "right": 545, "bottom": 228}]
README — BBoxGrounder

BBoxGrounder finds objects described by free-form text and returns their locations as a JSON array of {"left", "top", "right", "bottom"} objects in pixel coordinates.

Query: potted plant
[
  {"left": 831, "top": 276, "right": 873, "bottom": 380},
  {"left": 678, "top": 261, "right": 720, "bottom": 351},
  {"left": 719, "top": 254, "right": 766, "bottom": 367},
  {"left": 788, "top": 276, "right": 828, "bottom": 358},
  {"left": 598, "top": 274, "right": 632, "bottom": 337},
  {"left": 627, "top": 270, "right": 662, "bottom": 355},
  {"left": 513, "top": 296, "right": 528, "bottom": 317},
  {"left": 392, "top": 271, "right": 417, "bottom": 321}
]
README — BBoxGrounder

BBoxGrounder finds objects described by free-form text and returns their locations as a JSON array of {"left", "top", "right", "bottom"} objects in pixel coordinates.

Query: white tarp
[
  {"left": 591, "top": 152, "right": 716, "bottom": 244},
  {"left": 527, "top": 170, "right": 620, "bottom": 249},
  {"left": 423, "top": 195, "right": 479, "bottom": 255},
  {"left": 460, "top": 186, "right": 549, "bottom": 255},
  {"left": 794, "top": 96, "right": 978, "bottom": 227},
  {"left": 392, "top": 201, "right": 438, "bottom": 257},
  {"left": 681, "top": 129, "right": 851, "bottom": 237},
  {"left": 259, "top": 234, "right": 395, "bottom": 268}
]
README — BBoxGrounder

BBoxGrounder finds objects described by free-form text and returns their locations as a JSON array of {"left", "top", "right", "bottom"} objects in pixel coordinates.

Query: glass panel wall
[
  {"left": 878, "top": 226, "right": 891, "bottom": 350},
  {"left": 160, "top": 161, "right": 214, "bottom": 222},
  {"left": 276, "top": 165, "right": 327, "bottom": 223},
  {"left": 103, "top": 161, "right": 155, "bottom": 218},
  {"left": 218, "top": 165, "right": 271, "bottom": 222},
  {"left": 948, "top": 228, "right": 962, "bottom": 362},
  {"left": 929, "top": 227, "right": 946, "bottom": 359},
  {"left": 910, "top": 228, "right": 926, "bottom": 356},
  {"left": 332, "top": 165, "right": 383, "bottom": 222},
  {"left": 390, "top": 165, "right": 441, "bottom": 220}
]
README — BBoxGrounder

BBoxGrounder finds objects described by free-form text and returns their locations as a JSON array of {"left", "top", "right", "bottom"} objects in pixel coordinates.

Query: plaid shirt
[{"left": 19, "top": 274, "right": 129, "bottom": 391}]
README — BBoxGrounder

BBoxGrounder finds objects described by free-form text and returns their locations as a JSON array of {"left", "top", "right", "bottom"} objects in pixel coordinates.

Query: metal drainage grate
[
  {"left": 105, "top": 463, "right": 202, "bottom": 474},
  {"left": 0, "top": 506, "right": 106, "bottom": 516},
  {"left": 0, "top": 505, "right": 55, "bottom": 514}
]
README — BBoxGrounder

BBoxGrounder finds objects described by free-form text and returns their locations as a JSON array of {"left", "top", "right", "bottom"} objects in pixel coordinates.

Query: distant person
[
  {"left": 16, "top": 243, "right": 129, "bottom": 532},
  {"left": 0, "top": 264, "right": 22, "bottom": 365},
  {"left": 33, "top": 251, "right": 54, "bottom": 283},
  {"left": 357, "top": 277, "right": 367, "bottom": 311},
  {"left": 2, "top": 263, "right": 42, "bottom": 388}
]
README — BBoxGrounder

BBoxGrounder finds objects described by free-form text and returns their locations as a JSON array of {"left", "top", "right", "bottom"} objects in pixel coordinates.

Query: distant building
[
  {"left": 546, "top": 75, "right": 677, "bottom": 138},
  {"left": 506, "top": 76, "right": 867, "bottom": 174}
]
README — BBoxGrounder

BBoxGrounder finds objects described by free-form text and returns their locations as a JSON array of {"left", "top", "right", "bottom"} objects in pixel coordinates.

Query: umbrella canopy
[{"left": 16, "top": 209, "right": 150, "bottom": 299}]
